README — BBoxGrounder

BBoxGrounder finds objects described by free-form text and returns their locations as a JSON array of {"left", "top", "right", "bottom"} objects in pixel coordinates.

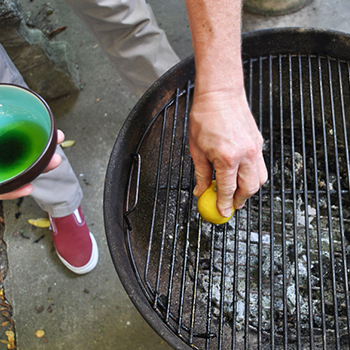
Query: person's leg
[
  {"left": 31, "top": 146, "right": 83, "bottom": 217},
  {"left": 31, "top": 148, "right": 98, "bottom": 275},
  {"left": 0, "top": 43, "right": 27, "bottom": 87},
  {"left": 64, "top": 0, "right": 180, "bottom": 97},
  {"left": 0, "top": 43, "right": 98, "bottom": 274}
]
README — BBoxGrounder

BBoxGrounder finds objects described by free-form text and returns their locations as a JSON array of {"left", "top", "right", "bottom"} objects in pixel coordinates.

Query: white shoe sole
[{"left": 56, "top": 232, "right": 99, "bottom": 274}]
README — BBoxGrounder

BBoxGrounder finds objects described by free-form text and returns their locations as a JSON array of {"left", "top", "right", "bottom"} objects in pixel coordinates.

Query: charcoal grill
[{"left": 104, "top": 28, "right": 350, "bottom": 349}]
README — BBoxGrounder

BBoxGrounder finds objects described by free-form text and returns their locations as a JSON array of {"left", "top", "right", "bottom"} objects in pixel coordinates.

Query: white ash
[
  {"left": 183, "top": 151, "right": 350, "bottom": 344},
  {"left": 162, "top": 145, "right": 350, "bottom": 346}
]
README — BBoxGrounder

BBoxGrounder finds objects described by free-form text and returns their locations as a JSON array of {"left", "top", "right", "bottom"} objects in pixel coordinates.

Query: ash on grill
[{"left": 173, "top": 137, "right": 350, "bottom": 348}]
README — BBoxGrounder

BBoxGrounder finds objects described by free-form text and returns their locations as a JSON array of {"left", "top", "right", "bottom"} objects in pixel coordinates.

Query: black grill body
[{"left": 104, "top": 28, "right": 350, "bottom": 349}]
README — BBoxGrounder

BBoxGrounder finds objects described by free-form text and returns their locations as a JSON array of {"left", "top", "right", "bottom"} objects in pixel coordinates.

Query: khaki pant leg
[
  {"left": 64, "top": 0, "right": 180, "bottom": 98},
  {"left": 31, "top": 146, "right": 83, "bottom": 217},
  {"left": 0, "top": 44, "right": 27, "bottom": 87}
]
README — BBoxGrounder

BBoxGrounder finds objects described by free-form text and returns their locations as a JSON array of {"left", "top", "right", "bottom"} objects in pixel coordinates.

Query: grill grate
[{"left": 123, "top": 53, "right": 350, "bottom": 349}]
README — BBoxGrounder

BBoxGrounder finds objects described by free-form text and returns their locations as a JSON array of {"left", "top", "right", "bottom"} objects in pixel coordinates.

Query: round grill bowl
[{"left": 104, "top": 28, "right": 350, "bottom": 349}]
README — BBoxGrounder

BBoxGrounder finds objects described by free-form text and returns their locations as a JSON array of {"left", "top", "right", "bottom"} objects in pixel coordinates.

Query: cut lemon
[{"left": 197, "top": 180, "right": 234, "bottom": 225}]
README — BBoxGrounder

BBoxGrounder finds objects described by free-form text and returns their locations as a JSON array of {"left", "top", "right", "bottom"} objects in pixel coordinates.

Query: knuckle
[
  {"left": 215, "top": 147, "right": 239, "bottom": 168},
  {"left": 245, "top": 142, "right": 260, "bottom": 160}
]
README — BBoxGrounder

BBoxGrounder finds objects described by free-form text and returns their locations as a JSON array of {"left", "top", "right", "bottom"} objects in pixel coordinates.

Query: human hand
[
  {"left": 189, "top": 89, "right": 268, "bottom": 217},
  {"left": 0, "top": 130, "right": 65, "bottom": 200}
]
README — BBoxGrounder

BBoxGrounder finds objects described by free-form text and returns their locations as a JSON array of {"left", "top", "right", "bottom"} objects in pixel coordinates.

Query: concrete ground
[{"left": 2, "top": 0, "right": 350, "bottom": 349}]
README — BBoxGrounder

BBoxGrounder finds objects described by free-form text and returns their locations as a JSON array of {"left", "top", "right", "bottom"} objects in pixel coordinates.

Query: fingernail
[
  {"left": 235, "top": 202, "right": 245, "bottom": 210},
  {"left": 222, "top": 208, "right": 233, "bottom": 218}
]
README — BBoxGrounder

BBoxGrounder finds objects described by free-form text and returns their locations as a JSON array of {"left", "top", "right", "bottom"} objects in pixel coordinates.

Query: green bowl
[{"left": 0, "top": 84, "right": 57, "bottom": 195}]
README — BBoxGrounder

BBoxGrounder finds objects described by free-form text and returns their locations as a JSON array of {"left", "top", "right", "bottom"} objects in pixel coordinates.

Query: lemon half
[{"left": 197, "top": 180, "right": 234, "bottom": 225}]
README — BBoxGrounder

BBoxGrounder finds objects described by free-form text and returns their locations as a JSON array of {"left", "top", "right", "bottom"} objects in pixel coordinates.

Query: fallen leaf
[
  {"left": 96, "top": 98, "right": 101, "bottom": 102},
  {"left": 28, "top": 218, "right": 50, "bottom": 228},
  {"left": 5, "top": 332, "right": 15, "bottom": 349},
  {"left": 0, "top": 340, "right": 9, "bottom": 345},
  {"left": 1, "top": 311, "right": 10, "bottom": 318},
  {"left": 60, "top": 140, "right": 76, "bottom": 148},
  {"left": 92, "top": 44, "right": 99, "bottom": 49},
  {"left": 5, "top": 331, "right": 14, "bottom": 342},
  {"left": 1, "top": 321, "right": 8, "bottom": 327},
  {"left": 35, "top": 330, "right": 45, "bottom": 338}
]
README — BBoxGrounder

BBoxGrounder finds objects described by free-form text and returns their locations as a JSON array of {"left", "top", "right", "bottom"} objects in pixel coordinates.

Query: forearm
[
  {"left": 184, "top": 0, "right": 267, "bottom": 214},
  {"left": 184, "top": 0, "right": 244, "bottom": 94}
]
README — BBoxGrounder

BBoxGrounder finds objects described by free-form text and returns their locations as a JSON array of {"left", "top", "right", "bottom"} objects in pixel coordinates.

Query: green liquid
[{"left": 0, "top": 120, "right": 48, "bottom": 182}]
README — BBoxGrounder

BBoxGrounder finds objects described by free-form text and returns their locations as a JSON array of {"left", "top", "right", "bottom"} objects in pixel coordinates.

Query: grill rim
[
  {"left": 104, "top": 55, "right": 196, "bottom": 350},
  {"left": 103, "top": 27, "right": 350, "bottom": 350}
]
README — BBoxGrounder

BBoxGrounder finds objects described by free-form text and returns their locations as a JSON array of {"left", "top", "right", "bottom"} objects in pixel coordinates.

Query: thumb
[{"left": 0, "top": 183, "right": 34, "bottom": 200}]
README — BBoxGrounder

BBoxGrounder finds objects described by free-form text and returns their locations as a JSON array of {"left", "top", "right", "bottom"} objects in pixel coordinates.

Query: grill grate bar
[
  {"left": 205, "top": 224, "right": 215, "bottom": 350},
  {"left": 258, "top": 56, "right": 265, "bottom": 350},
  {"left": 144, "top": 96, "right": 170, "bottom": 294},
  {"left": 279, "top": 53, "right": 289, "bottom": 350},
  {"left": 165, "top": 86, "right": 190, "bottom": 324},
  {"left": 338, "top": 59, "right": 350, "bottom": 348},
  {"left": 190, "top": 217, "right": 202, "bottom": 344},
  {"left": 308, "top": 53, "right": 326, "bottom": 348},
  {"left": 289, "top": 53, "right": 302, "bottom": 349},
  {"left": 319, "top": 54, "right": 340, "bottom": 348},
  {"left": 299, "top": 53, "right": 315, "bottom": 350},
  {"left": 327, "top": 55, "right": 344, "bottom": 348},
  {"left": 218, "top": 225, "right": 228, "bottom": 349},
  {"left": 231, "top": 214, "right": 240, "bottom": 348},
  {"left": 177, "top": 162, "right": 194, "bottom": 342},
  {"left": 244, "top": 202, "right": 252, "bottom": 350},
  {"left": 153, "top": 92, "right": 180, "bottom": 309},
  {"left": 270, "top": 54, "right": 277, "bottom": 349}
]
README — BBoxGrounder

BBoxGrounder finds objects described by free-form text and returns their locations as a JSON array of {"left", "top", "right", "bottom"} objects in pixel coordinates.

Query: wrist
[{"left": 193, "top": 53, "right": 245, "bottom": 95}]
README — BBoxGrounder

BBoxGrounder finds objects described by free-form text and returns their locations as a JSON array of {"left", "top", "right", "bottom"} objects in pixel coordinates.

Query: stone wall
[{"left": 0, "top": 0, "right": 80, "bottom": 100}]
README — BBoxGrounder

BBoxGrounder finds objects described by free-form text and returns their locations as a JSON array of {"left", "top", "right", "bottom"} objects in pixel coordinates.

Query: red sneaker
[{"left": 49, "top": 206, "right": 98, "bottom": 274}]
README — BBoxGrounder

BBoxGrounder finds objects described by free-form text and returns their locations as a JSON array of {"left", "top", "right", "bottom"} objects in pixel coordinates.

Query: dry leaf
[
  {"left": 0, "top": 340, "right": 9, "bottom": 345},
  {"left": 1, "top": 311, "right": 10, "bottom": 318},
  {"left": 60, "top": 140, "right": 76, "bottom": 148},
  {"left": 35, "top": 330, "right": 45, "bottom": 338},
  {"left": 1, "top": 321, "right": 8, "bottom": 327},
  {"left": 28, "top": 218, "right": 50, "bottom": 228},
  {"left": 96, "top": 98, "right": 101, "bottom": 102},
  {"left": 5, "top": 331, "right": 14, "bottom": 342},
  {"left": 92, "top": 44, "right": 99, "bottom": 49},
  {"left": 5, "top": 330, "right": 15, "bottom": 349}
]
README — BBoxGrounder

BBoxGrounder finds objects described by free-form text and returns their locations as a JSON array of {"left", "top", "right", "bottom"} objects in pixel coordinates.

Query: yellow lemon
[{"left": 197, "top": 180, "right": 234, "bottom": 225}]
